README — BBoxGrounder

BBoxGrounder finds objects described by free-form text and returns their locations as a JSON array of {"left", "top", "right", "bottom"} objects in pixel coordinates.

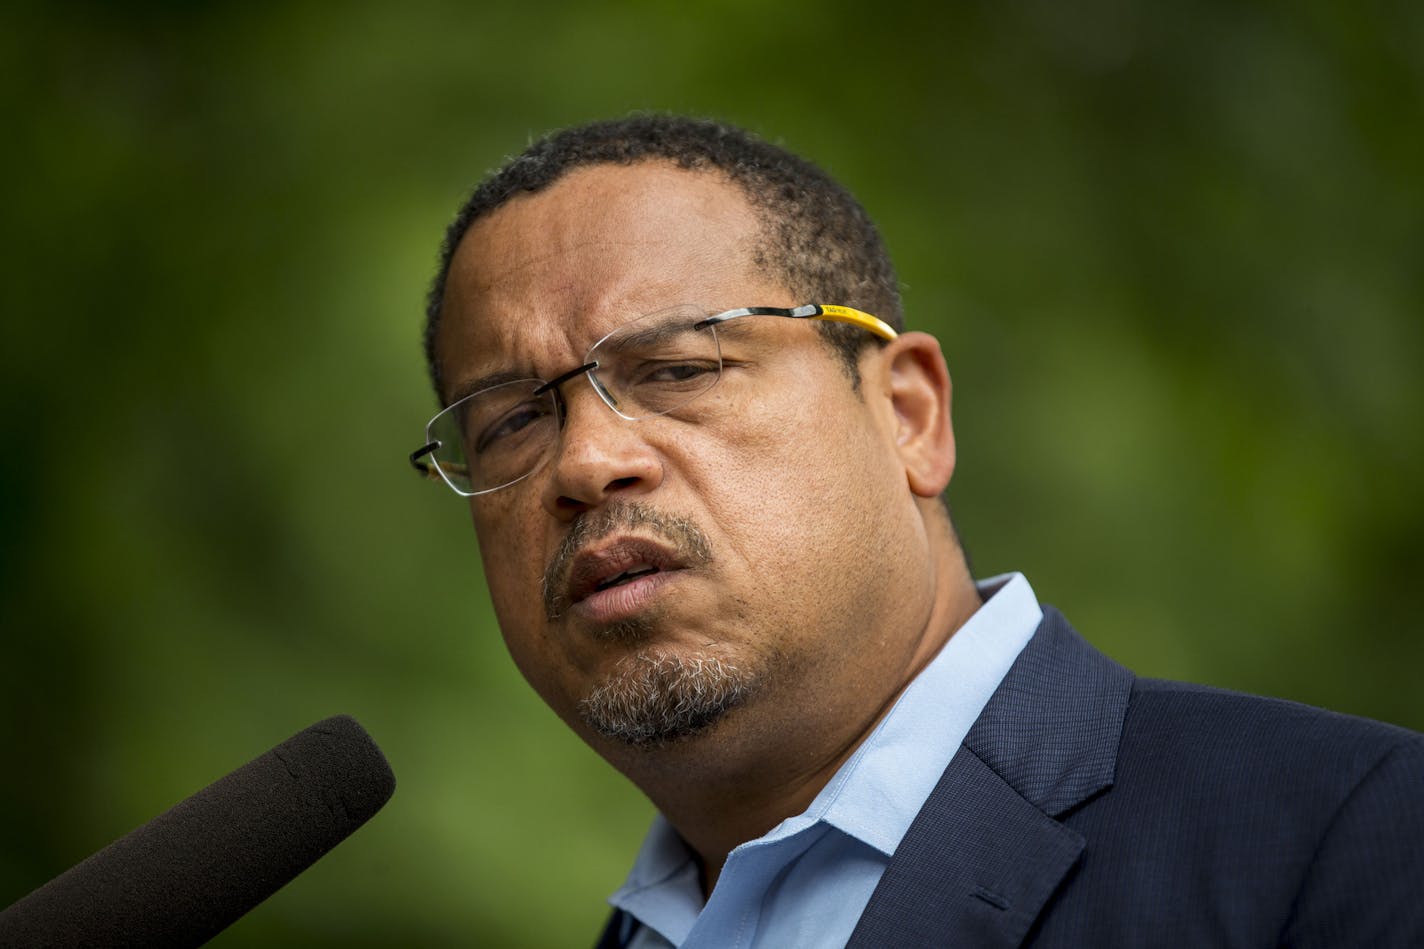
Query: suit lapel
[
  {"left": 848, "top": 608, "right": 1133, "bottom": 947},
  {"left": 846, "top": 745, "right": 1086, "bottom": 947}
]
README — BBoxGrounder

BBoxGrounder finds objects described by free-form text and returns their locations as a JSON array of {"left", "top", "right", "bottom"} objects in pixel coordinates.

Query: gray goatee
[
  {"left": 578, "top": 652, "right": 756, "bottom": 747},
  {"left": 542, "top": 501, "right": 753, "bottom": 745}
]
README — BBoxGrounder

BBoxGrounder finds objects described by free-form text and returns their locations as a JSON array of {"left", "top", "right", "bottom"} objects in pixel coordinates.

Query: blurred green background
[{"left": 2, "top": 0, "right": 1421, "bottom": 945}]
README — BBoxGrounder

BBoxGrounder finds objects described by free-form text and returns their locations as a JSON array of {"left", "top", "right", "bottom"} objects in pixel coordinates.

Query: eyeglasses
[{"left": 410, "top": 303, "right": 897, "bottom": 497}]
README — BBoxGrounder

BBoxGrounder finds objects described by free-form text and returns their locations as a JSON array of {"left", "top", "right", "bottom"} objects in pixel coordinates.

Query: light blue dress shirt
[{"left": 610, "top": 572, "right": 1044, "bottom": 949}]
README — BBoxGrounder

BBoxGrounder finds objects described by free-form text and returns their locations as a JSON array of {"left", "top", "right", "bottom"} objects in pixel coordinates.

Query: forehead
[{"left": 435, "top": 162, "right": 791, "bottom": 397}]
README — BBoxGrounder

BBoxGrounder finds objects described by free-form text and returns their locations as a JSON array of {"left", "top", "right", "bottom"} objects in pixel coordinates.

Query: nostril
[
  {"left": 555, "top": 494, "right": 590, "bottom": 514},
  {"left": 606, "top": 476, "right": 641, "bottom": 492}
]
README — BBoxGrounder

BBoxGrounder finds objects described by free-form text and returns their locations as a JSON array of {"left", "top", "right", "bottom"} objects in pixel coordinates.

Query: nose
[{"left": 539, "top": 376, "right": 664, "bottom": 520}]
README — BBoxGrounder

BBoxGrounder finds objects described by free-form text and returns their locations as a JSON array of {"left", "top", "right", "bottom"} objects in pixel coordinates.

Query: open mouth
[
  {"left": 594, "top": 565, "right": 661, "bottom": 593},
  {"left": 563, "top": 537, "right": 685, "bottom": 610}
]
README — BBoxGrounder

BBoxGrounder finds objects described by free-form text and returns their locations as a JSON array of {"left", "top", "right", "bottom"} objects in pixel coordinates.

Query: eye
[
  {"left": 635, "top": 360, "right": 718, "bottom": 386},
  {"left": 472, "top": 400, "right": 553, "bottom": 454}
]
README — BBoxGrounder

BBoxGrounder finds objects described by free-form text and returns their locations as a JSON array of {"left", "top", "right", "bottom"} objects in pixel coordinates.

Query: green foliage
[{"left": 2, "top": 1, "right": 1421, "bottom": 944}]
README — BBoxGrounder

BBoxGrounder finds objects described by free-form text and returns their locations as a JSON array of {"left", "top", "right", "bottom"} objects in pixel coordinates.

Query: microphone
[{"left": 0, "top": 714, "right": 396, "bottom": 948}]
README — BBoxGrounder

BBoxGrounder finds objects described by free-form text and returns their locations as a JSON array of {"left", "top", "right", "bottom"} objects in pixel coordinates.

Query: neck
[{"left": 607, "top": 517, "right": 980, "bottom": 896}]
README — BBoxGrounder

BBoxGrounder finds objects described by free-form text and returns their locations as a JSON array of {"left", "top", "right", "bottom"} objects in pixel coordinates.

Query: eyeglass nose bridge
[{"left": 532, "top": 361, "right": 622, "bottom": 421}]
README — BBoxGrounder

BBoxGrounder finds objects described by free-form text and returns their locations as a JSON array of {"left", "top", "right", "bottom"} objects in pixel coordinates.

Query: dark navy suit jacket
[{"left": 598, "top": 608, "right": 1424, "bottom": 948}]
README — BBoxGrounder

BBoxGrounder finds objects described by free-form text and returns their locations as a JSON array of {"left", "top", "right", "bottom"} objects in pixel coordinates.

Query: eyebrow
[
  {"left": 442, "top": 312, "right": 724, "bottom": 405},
  {"left": 706, "top": 317, "right": 758, "bottom": 341},
  {"left": 600, "top": 316, "right": 707, "bottom": 353},
  {"left": 444, "top": 369, "right": 539, "bottom": 406}
]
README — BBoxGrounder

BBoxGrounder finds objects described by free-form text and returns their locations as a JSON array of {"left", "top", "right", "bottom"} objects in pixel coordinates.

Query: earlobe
[{"left": 884, "top": 332, "right": 955, "bottom": 498}]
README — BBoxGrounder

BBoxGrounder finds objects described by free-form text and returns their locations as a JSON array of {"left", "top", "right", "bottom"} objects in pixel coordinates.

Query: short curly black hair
[{"left": 424, "top": 114, "right": 903, "bottom": 400}]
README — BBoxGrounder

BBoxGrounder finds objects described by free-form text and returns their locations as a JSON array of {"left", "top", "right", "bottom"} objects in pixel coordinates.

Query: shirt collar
[
  {"left": 806, "top": 572, "right": 1043, "bottom": 855},
  {"left": 610, "top": 814, "right": 705, "bottom": 944},
  {"left": 609, "top": 572, "right": 1044, "bottom": 914}
]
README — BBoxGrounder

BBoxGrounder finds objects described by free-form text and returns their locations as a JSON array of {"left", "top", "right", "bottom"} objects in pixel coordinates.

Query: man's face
[{"left": 435, "top": 162, "right": 939, "bottom": 772}]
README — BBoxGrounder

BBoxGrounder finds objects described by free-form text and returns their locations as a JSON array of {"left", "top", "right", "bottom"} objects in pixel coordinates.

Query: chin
[{"left": 575, "top": 648, "right": 760, "bottom": 749}]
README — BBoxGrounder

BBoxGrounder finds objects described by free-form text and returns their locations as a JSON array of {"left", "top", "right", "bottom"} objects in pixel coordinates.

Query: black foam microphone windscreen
[{"left": 0, "top": 714, "right": 396, "bottom": 948}]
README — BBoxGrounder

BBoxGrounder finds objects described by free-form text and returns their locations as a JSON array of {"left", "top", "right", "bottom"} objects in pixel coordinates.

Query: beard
[
  {"left": 550, "top": 500, "right": 763, "bottom": 746},
  {"left": 577, "top": 649, "right": 760, "bottom": 747}
]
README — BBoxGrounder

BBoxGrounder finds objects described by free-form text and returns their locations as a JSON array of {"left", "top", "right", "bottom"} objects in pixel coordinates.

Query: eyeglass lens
[{"left": 426, "top": 305, "right": 724, "bottom": 495}]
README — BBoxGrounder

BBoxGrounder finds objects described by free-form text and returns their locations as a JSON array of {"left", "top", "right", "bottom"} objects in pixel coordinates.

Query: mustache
[{"left": 542, "top": 500, "right": 713, "bottom": 620}]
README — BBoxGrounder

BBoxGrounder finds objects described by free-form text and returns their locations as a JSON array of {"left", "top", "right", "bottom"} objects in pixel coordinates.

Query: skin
[{"left": 436, "top": 161, "right": 981, "bottom": 892}]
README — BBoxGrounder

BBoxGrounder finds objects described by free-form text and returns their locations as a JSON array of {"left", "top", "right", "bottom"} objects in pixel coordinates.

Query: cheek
[
  {"left": 472, "top": 506, "right": 556, "bottom": 664},
  {"left": 479, "top": 544, "right": 584, "bottom": 719},
  {"left": 681, "top": 384, "right": 903, "bottom": 571}
]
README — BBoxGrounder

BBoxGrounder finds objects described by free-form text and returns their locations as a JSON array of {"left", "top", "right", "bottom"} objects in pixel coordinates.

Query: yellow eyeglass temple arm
[{"left": 801, "top": 304, "right": 898, "bottom": 341}]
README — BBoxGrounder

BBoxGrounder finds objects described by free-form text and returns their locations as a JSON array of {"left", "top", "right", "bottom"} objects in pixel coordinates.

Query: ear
[{"left": 879, "top": 331, "right": 955, "bottom": 498}]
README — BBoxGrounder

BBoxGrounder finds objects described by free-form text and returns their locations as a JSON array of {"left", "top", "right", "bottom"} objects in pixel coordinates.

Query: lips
[
  {"left": 594, "top": 564, "right": 658, "bottom": 592},
  {"left": 541, "top": 500, "right": 715, "bottom": 622},
  {"left": 565, "top": 537, "right": 684, "bottom": 608}
]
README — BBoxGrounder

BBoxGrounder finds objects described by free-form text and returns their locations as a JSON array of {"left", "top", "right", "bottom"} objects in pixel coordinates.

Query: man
[{"left": 412, "top": 115, "right": 1424, "bottom": 947}]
